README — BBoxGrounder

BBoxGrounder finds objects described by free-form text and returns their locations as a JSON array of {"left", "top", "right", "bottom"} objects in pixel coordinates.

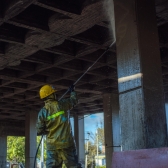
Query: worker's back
[
  {"left": 44, "top": 99, "right": 75, "bottom": 149},
  {"left": 36, "top": 91, "right": 78, "bottom": 150}
]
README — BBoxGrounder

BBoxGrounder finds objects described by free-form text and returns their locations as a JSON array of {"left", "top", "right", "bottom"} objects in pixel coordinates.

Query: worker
[{"left": 36, "top": 84, "right": 82, "bottom": 168}]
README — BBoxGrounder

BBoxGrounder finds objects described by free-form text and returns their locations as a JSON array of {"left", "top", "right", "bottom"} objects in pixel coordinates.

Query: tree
[
  {"left": 7, "top": 136, "right": 47, "bottom": 166},
  {"left": 91, "top": 127, "right": 104, "bottom": 153},
  {"left": 7, "top": 136, "right": 25, "bottom": 163},
  {"left": 85, "top": 141, "right": 97, "bottom": 168},
  {"left": 85, "top": 126, "right": 105, "bottom": 168},
  {"left": 97, "top": 127, "right": 104, "bottom": 146}
]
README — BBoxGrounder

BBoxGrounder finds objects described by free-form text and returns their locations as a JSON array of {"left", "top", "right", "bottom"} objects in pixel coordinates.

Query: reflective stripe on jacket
[{"left": 36, "top": 91, "right": 78, "bottom": 150}]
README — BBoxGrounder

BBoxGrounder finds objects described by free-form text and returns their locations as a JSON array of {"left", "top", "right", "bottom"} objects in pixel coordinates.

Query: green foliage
[
  {"left": 86, "top": 141, "right": 97, "bottom": 168},
  {"left": 7, "top": 136, "right": 25, "bottom": 163},
  {"left": 7, "top": 136, "right": 47, "bottom": 165},
  {"left": 95, "top": 166, "right": 106, "bottom": 168}
]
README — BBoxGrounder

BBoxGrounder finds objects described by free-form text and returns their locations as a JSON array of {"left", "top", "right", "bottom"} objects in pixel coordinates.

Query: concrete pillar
[
  {"left": 74, "top": 113, "right": 79, "bottom": 157},
  {"left": 103, "top": 93, "right": 121, "bottom": 168},
  {"left": 165, "top": 103, "right": 168, "bottom": 135},
  {"left": 111, "top": 94, "right": 121, "bottom": 152},
  {"left": 78, "top": 115, "right": 85, "bottom": 167},
  {"left": 0, "top": 136, "right": 7, "bottom": 168},
  {"left": 113, "top": 0, "right": 167, "bottom": 150},
  {"left": 25, "top": 111, "right": 38, "bottom": 168}
]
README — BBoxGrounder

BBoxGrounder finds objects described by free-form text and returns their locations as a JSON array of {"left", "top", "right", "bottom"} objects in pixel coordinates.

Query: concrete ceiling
[{"left": 0, "top": 0, "right": 167, "bottom": 128}]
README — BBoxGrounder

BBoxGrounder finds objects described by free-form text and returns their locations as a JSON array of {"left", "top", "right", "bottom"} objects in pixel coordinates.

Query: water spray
[{"left": 33, "top": 41, "right": 115, "bottom": 168}]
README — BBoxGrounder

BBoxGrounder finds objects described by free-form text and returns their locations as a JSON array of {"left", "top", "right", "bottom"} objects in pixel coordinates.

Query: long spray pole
[
  {"left": 58, "top": 41, "right": 115, "bottom": 101},
  {"left": 34, "top": 41, "right": 115, "bottom": 168}
]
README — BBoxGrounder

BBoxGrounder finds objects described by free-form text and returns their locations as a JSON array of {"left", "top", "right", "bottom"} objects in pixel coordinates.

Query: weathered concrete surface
[
  {"left": 111, "top": 94, "right": 121, "bottom": 152},
  {"left": 78, "top": 115, "right": 85, "bottom": 167},
  {"left": 112, "top": 147, "right": 168, "bottom": 168},
  {"left": 114, "top": 0, "right": 167, "bottom": 150},
  {"left": 103, "top": 93, "right": 113, "bottom": 168},
  {"left": 0, "top": 136, "right": 7, "bottom": 168},
  {"left": 25, "top": 111, "right": 38, "bottom": 168},
  {"left": 119, "top": 89, "right": 145, "bottom": 150},
  {"left": 103, "top": 93, "right": 121, "bottom": 168}
]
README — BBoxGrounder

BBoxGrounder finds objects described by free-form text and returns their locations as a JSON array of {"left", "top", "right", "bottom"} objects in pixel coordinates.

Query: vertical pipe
[
  {"left": 85, "top": 133, "right": 89, "bottom": 168},
  {"left": 96, "top": 131, "right": 99, "bottom": 167},
  {"left": 41, "top": 136, "right": 44, "bottom": 168}
]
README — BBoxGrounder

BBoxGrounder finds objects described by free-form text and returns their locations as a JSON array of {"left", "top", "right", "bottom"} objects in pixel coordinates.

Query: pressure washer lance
[
  {"left": 58, "top": 41, "right": 115, "bottom": 101},
  {"left": 33, "top": 41, "right": 115, "bottom": 168}
]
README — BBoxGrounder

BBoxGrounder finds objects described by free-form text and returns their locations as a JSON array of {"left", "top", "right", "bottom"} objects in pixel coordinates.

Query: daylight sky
[
  {"left": 84, "top": 113, "right": 104, "bottom": 134},
  {"left": 70, "top": 112, "right": 104, "bottom": 140}
]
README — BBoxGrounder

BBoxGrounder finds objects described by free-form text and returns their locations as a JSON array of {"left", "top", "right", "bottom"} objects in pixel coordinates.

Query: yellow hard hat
[{"left": 39, "top": 84, "right": 56, "bottom": 99}]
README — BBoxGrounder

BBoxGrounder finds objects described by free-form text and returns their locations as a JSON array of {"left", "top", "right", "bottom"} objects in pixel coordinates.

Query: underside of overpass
[
  {"left": 0, "top": 0, "right": 117, "bottom": 135},
  {"left": 0, "top": 0, "right": 168, "bottom": 167},
  {"left": 0, "top": 0, "right": 168, "bottom": 136}
]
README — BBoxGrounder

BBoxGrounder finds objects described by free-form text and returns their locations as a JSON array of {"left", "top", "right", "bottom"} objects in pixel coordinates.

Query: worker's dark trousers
[{"left": 46, "top": 146, "right": 82, "bottom": 168}]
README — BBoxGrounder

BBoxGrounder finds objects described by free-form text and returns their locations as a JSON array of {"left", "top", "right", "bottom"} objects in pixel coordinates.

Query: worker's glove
[
  {"left": 68, "top": 84, "right": 75, "bottom": 93},
  {"left": 77, "top": 163, "right": 83, "bottom": 168}
]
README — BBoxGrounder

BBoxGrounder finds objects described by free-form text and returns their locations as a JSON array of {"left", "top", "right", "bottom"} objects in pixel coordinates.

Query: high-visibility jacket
[{"left": 36, "top": 91, "right": 78, "bottom": 150}]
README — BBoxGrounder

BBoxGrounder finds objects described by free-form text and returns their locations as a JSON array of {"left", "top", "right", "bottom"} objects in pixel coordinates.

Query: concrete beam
[{"left": 0, "top": 122, "right": 25, "bottom": 136}]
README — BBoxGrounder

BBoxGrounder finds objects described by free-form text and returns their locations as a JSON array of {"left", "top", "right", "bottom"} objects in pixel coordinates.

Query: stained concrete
[
  {"left": 114, "top": 0, "right": 167, "bottom": 150},
  {"left": 103, "top": 93, "right": 121, "bottom": 167}
]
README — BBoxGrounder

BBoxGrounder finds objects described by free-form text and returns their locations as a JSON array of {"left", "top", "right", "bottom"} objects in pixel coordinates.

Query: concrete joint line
[
  {"left": 119, "top": 86, "right": 142, "bottom": 95},
  {"left": 106, "top": 145, "right": 121, "bottom": 148}
]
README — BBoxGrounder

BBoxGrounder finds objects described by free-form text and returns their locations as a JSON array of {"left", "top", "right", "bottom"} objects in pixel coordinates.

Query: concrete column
[
  {"left": 25, "top": 111, "right": 38, "bottom": 168},
  {"left": 165, "top": 103, "right": 168, "bottom": 135},
  {"left": 78, "top": 115, "right": 85, "bottom": 167},
  {"left": 111, "top": 94, "right": 121, "bottom": 152},
  {"left": 74, "top": 113, "right": 79, "bottom": 157},
  {"left": 113, "top": 0, "right": 167, "bottom": 150},
  {"left": 0, "top": 136, "right": 7, "bottom": 168},
  {"left": 103, "top": 93, "right": 121, "bottom": 168}
]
